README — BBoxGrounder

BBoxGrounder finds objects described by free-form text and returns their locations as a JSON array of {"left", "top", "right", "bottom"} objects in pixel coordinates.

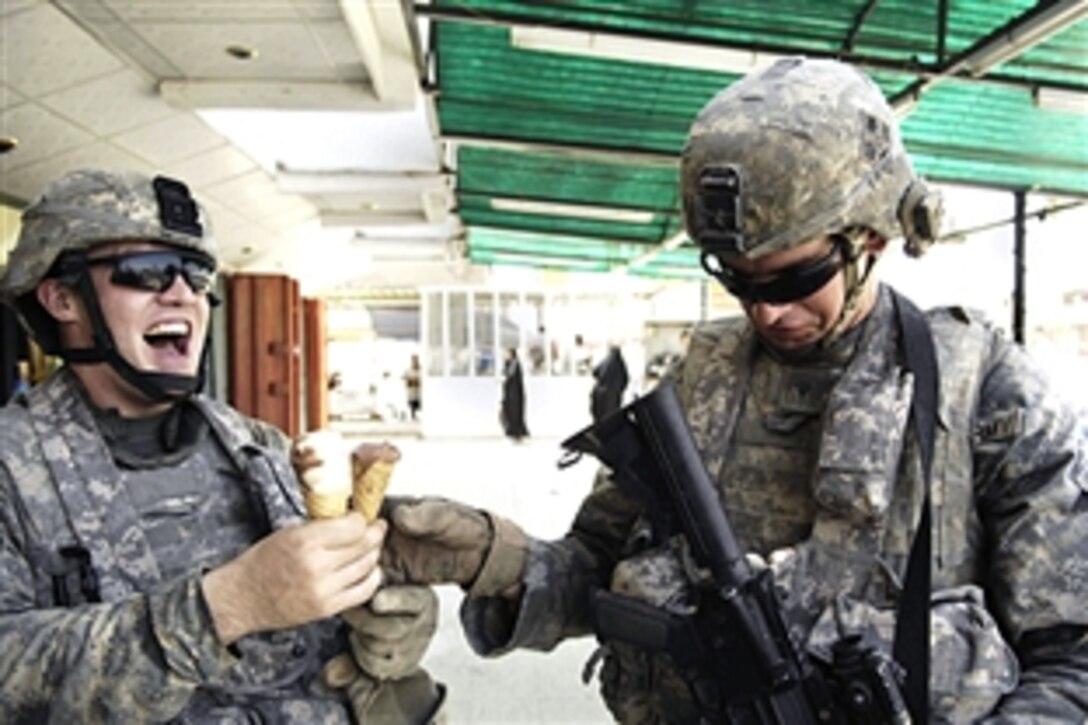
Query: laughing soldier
[{"left": 0, "top": 169, "right": 444, "bottom": 723}]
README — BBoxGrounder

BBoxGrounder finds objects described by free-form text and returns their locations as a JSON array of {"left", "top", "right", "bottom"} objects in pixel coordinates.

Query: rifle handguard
[{"left": 467, "top": 513, "right": 528, "bottom": 598}]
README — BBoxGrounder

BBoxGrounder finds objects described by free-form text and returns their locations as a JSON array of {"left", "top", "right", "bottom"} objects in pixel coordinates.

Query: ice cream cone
[
  {"left": 303, "top": 488, "right": 351, "bottom": 519},
  {"left": 294, "top": 429, "right": 353, "bottom": 520},
  {"left": 351, "top": 442, "right": 401, "bottom": 522}
]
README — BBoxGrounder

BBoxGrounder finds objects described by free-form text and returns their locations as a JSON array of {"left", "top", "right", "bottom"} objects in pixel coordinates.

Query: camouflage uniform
[
  {"left": 459, "top": 285, "right": 1087, "bottom": 723},
  {"left": 0, "top": 367, "right": 362, "bottom": 722},
  {"left": 0, "top": 169, "right": 442, "bottom": 723},
  {"left": 366, "top": 58, "right": 1088, "bottom": 723},
  {"left": 352, "top": 56, "right": 1088, "bottom": 724}
]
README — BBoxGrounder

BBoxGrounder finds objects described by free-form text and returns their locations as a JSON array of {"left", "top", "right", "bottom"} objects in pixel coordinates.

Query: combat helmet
[
  {"left": 681, "top": 57, "right": 941, "bottom": 262},
  {"left": 0, "top": 169, "right": 217, "bottom": 400},
  {"left": 680, "top": 57, "right": 942, "bottom": 350}
]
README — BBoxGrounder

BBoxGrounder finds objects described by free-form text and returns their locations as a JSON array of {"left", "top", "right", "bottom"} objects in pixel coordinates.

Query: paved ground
[{"left": 338, "top": 426, "right": 614, "bottom": 724}]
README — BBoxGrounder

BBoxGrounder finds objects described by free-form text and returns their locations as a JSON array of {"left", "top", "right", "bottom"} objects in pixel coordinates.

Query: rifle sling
[{"left": 891, "top": 291, "right": 937, "bottom": 723}]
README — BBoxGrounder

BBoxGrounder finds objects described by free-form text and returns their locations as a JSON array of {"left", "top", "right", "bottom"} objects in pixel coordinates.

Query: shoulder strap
[
  {"left": 9, "top": 376, "right": 160, "bottom": 603},
  {"left": 891, "top": 290, "right": 937, "bottom": 723},
  {"left": 191, "top": 397, "right": 307, "bottom": 530},
  {"left": 0, "top": 402, "right": 82, "bottom": 606}
]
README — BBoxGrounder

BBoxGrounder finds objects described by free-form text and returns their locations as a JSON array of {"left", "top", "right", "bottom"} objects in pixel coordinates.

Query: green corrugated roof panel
[
  {"left": 466, "top": 226, "right": 702, "bottom": 278},
  {"left": 457, "top": 146, "right": 683, "bottom": 243},
  {"left": 430, "top": 0, "right": 1088, "bottom": 278},
  {"left": 436, "top": 23, "right": 723, "bottom": 154},
  {"left": 458, "top": 146, "right": 677, "bottom": 208},
  {"left": 904, "top": 81, "right": 1088, "bottom": 192}
]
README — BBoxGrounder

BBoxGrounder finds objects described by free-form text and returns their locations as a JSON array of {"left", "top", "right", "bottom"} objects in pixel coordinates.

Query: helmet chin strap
[
  {"left": 59, "top": 271, "right": 204, "bottom": 405},
  {"left": 818, "top": 231, "right": 876, "bottom": 349},
  {"left": 761, "top": 233, "right": 874, "bottom": 362}
]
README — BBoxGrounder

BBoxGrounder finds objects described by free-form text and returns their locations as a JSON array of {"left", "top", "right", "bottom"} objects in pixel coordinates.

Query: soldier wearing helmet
[
  {"left": 680, "top": 56, "right": 942, "bottom": 355},
  {"left": 0, "top": 169, "right": 444, "bottom": 723},
  {"left": 1, "top": 170, "right": 220, "bottom": 407},
  {"left": 374, "top": 59, "right": 1088, "bottom": 723}
]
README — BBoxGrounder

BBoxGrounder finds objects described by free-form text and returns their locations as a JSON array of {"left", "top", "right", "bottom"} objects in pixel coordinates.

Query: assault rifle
[{"left": 559, "top": 380, "right": 909, "bottom": 724}]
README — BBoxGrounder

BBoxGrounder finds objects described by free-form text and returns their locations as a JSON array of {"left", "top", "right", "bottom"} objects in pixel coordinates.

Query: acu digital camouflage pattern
[
  {"left": 680, "top": 58, "right": 940, "bottom": 259},
  {"left": 0, "top": 168, "right": 216, "bottom": 300},
  {"left": 0, "top": 368, "right": 358, "bottom": 723},
  {"left": 805, "top": 584, "right": 1019, "bottom": 724},
  {"left": 459, "top": 285, "right": 1088, "bottom": 723}
]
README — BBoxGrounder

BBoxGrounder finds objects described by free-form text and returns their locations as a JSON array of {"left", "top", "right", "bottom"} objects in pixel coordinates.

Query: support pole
[{"left": 1012, "top": 189, "right": 1027, "bottom": 345}]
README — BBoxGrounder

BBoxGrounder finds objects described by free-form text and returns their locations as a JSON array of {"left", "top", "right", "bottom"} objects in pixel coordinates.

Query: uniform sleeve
[
  {"left": 0, "top": 463, "right": 247, "bottom": 722},
  {"left": 460, "top": 470, "right": 642, "bottom": 655},
  {"left": 972, "top": 333, "right": 1088, "bottom": 719}
]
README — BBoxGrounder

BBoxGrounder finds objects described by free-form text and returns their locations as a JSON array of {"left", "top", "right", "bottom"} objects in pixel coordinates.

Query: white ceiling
[{"left": 0, "top": 0, "right": 463, "bottom": 293}]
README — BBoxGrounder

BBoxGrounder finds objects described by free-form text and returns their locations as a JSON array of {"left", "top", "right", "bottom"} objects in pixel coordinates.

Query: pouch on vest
[
  {"left": 805, "top": 584, "right": 1018, "bottom": 724},
  {"left": 28, "top": 544, "right": 102, "bottom": 607}
]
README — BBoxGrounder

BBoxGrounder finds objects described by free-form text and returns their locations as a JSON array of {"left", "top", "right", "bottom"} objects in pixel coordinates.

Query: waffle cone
[
  {"left": 351, "top": 442, "right": 401, "bottom": 521},
  {"left": 294, "top": 429, "right": 353, "bottom": 520},
  {"left": 304, "top": 489, "right": 351, "bottom": 520}
]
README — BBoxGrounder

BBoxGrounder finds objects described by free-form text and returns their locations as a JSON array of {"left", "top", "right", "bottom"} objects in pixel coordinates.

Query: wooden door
[
  {"left": 302, "top": 297, "right": 329, "bottom": 431},
  {"left": 228, "top": 274, "right": 301, "bottom": 436}
]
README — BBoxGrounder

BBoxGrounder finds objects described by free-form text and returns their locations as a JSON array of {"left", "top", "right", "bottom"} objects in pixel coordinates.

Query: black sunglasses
[
  {"left": 81, "top": 250, "right": 217, "bottom": 295},
  {"left": 701, "top": 239, "right": 844, "bottom": 304}
]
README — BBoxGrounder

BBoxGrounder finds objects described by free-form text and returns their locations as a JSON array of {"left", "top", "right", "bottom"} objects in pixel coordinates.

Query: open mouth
[{"left": 143, "top": 320, "right": 193, "bottom": 356}]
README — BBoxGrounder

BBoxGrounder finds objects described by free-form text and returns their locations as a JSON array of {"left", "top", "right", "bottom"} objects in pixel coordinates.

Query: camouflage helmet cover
[
  {"left": 0, "top": 168, "right": 216, "bottom": 301},
  {"left": 681, "top": 57, "right": 941, "bottom": 259}
]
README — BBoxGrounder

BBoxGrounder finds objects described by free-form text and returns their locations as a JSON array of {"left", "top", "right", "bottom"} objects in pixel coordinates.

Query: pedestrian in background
[
  {"left": 590, "top": 343, "right": 629, "bottom": 422},
  {"left": 403, "top": 353, "right": 422, "bottom": 421},
  {"left": 499, "top": 347, "right": 529, "bottom": 441}
]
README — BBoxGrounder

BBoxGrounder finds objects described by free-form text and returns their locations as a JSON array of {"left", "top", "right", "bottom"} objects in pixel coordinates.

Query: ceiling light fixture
[
  {"left": 226, "top": 45, "right": 258, "bottom": 60},
  {"left": 1034, "top": 86, "right": 1088, "bottom": 115},
  {"left": 475, "top": 250, "right": 609, "bottom": 271},
  {"left": 0, "top": 136, "right": 17, "bottom": 154},
  {"left": 510, "top": 26, "right": 783, "bottom": 75},
  {"left": 490, "top": 197, "right": 655, "bottom": 224}
]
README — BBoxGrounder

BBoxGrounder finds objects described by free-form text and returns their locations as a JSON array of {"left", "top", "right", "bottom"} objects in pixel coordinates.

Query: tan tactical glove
[
  {"left": 323, "top": 585, "right": 444, "bottom": 723},
  {"left": 381, "top": 497, "right": 529, "bottom": 598}
]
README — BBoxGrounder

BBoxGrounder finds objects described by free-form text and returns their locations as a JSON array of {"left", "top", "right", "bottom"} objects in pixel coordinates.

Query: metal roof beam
[
  {"left": 443, "top": 133, "right": 678, "bottom": 166},
  {"left": 892, "top": 0, "right": 1088, "bottom": 110},
  {"left": 618, "top": 231, "right": 689, "bottom": 274},
  {"left": 416, "top": 2, "right": 1086, "bottom": 97},
  {"left": 842, "top": 0, "right": 882, "bottom": 53}
]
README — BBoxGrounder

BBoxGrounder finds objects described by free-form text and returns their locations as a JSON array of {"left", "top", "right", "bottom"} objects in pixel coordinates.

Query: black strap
[{"left": 891, "top": 291, "right": 937, "bottom": 723}]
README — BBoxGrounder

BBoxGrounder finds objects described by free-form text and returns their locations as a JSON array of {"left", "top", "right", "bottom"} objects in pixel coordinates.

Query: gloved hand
[
  {"left": 345, "top": 585, "right": 438, "bottom": 679},
  {"left": 323, "top": 585, "right": 445, "bottom": 723},
  {"left": 381, "top": 497, "right": 529, "bottom": 598}
]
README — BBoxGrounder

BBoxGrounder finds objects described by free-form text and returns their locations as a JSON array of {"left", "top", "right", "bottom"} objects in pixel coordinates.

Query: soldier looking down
[
  {"left": 379, "top": 58, "right": 1088, "bottom": 722},
  {"left": 0, "top": 169, "right": 443, "bottom": 723}
]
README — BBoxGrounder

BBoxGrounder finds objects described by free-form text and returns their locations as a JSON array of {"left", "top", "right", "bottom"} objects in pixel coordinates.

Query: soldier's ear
[{"left": 36, "top": 279, "right": 83, "bottom": 323}]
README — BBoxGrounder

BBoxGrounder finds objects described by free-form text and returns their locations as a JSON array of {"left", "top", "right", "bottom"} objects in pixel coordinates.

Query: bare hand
[{"left": 202, "top": 514, "right": 386, "bottom": 644}]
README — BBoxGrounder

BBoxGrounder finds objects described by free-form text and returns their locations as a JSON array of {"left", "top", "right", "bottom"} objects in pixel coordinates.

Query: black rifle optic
[{"left": 559, "top": 380, "right": 909, "bottom": 724}]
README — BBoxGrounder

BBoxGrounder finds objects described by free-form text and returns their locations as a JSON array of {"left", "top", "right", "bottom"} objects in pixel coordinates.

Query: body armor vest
[
  {"left": 5, "top": 368, "right": 350, "bottom": 722},
  {"left": 598, "top": 286, "right": 994, "bottom": 722}
]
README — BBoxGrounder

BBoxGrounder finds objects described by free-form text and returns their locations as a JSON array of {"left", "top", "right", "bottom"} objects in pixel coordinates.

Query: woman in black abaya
[{"left": 500, "top": 347, "right": 529, "bottom": 441}]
